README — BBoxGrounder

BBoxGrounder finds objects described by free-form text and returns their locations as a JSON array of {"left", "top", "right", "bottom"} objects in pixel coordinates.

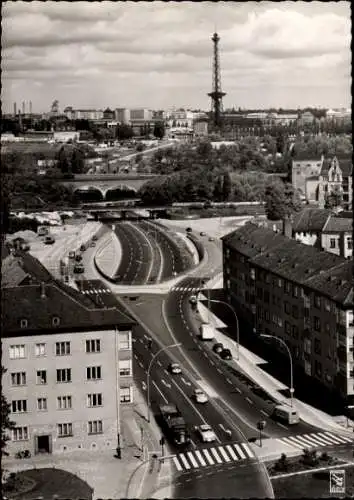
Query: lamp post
[
  {"left": 147, "top": 343, "right": 182, "bottom": 423},
  {"left": 198, "top": 297, "right": 240, "bottom": 361},
  {"left": 260, "top": 334, "right": 294, "bottom": 407}
]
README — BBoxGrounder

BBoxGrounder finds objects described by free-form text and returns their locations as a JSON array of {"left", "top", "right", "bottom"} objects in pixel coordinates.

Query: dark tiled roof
[
  {"left": 320, "top": 157, "right": 353, "bottom": 177},
  {"left": 223, "top": 222, "right": 352, "bottom": 305},
  {"left": 292, "top": 208, "right": 331, "bottom": 233},
  {"left": 304, "top": 261, "right": 353, "bottom": 304},
  {"left": 322, "top": 216, "right": 353, "bottom": 233},
  {"left": 292, "top": 152, "right": 323, "bottom": 162},
  {"left": 2, "top": 283, "right": 135, "bottom": 336},
  {"left": 1, "top": 255, "right": 29, "bottom": 288}
]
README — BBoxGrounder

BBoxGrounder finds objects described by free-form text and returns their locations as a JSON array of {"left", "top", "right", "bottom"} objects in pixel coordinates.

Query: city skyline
[{"left": 2, "top": 1, "right": 351, "bottom": 113}]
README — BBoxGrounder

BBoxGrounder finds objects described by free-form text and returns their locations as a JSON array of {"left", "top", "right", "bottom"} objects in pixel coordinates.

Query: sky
[{"left": 2, "top": 1, "right": 351, "bottom": 113}]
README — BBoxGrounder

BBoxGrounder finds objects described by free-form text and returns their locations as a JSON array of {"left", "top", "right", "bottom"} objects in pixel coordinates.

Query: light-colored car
[
  {"left": 168, "top": 363, "right": 182, "bottom": 375},
  {"left": 195, "top": 424, "right": 217, "bottom": 443},
  {"left": 194, "top": 389, "right": 208, "bottom": 404}
]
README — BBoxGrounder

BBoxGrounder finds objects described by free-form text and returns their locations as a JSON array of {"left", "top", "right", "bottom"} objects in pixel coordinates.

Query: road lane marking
[
  {"left": 216, "top": 368, "right": 222, "bottom": 373},
  {"left": 305, "top": 433, "right": 334, "bottom": 446},
  {"left": 164, "top": 369, "right": 169, "bottom": 375},
  {"left": 152, "top": 381, "right": 168, "bottom": 403},
  {"left": 218, "top": 446, "right": 231, "bottom": 462},
  {"left": 161, "top": 379, "right": 171, "bottom": 389},
  {"left": 203, "top": 352, "right": 208, "bottom": 357},
  {"left": 138, "top": 361, "right": 144, "bottom": 369},
  {"left": 210, "top": 447, "right": 222, "bottom": 464},
  {"left": 233, "top": 444, "right": 246, "bottom": 460},
  {"left": 195, "top": 450, "right": 207, "bottom": 466},
  {"left": 202, "top": 448, "right": 215, "bottom": 465},
  {"left": 226, "top": 378, "right": 232, "bottom": 384},
  {"left": 276, "top": 421, "right": 287, "bottom": 430},
  {"left": 209, "top": 359, "right": 215, "bottom": 366},
  {"left": 187, "top": 451, "right": 199, "bottom": 468},
  {"left": 260, "top": 410, "right": 269, "bottom": 417},
  {"left": 245, "top": 397, "right": 254, "bottom": 405},
  {"left": 141, "top": 381, "right": 147, "bottom": 391},
  {"left": 157, "top": 360, "right": 162, "bottom": 367},
  {"left": 179, "top": 454, "right": 191, "bottom": 470},
  {"left": 181, "top": 377, "right": 191, "bottom": 387},
  {"left": 241, "top": 443, "right": 254, "bottom": 458},
  {"left": 226, "top": 445, "right": 238, "bottom": 461},
  {"left": 173, "top": 456, "right": 183, "bottom": 471},
  {"left": 134, "top": 354, "right": 138, "bottom": 359}
]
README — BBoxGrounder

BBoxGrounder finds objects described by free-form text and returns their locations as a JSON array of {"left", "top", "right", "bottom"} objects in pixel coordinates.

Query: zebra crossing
[
  {"left": 172, "top": 442, "right": 255, "bottom": 472},
  {"left": 171, "top": 286, "right": 201, "bottom": 293},
  {"left": 81, "top": 288, "right": 112, "bottom": 295},
  {"left": 277, "top": 431, "right": 354, "bottom": 450}
]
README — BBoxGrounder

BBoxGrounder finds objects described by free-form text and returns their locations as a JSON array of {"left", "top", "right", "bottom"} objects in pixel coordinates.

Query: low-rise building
[
  {"left": 321, "top": 217, "right": 353, "bottom": 259},
  {"left": 291, "top": 153, "right": 325, "bottom": 198},
  {"left": 2, "top": 252, "right": 135, "bottom": 457},
  {"left": 222, "top": 222, "right": 354, "bottom": 403}
]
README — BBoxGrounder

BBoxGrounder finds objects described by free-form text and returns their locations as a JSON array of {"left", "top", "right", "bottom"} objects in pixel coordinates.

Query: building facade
[
  {"left": 222, "top": 222, "right": 354, "bottom": 402},
  {"left": 291, "top": 154, "right": 325, "bottom": 198},
  {"left": 2, "top": 254, "right": 135, "bottom": 457}
]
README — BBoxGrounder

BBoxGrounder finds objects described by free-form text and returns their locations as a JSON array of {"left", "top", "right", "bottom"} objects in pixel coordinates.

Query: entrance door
[{"left": 36, "top": 435, "right": 52, "bottom": 454}]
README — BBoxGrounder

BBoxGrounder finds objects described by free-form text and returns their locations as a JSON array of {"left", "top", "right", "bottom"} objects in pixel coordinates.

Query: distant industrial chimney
[
  {"left": 22, "top": 101, "right": 25, "bottom": 114},
  {"left": 29, "top": 101, "right": 33, "bottom": 115},
  {"left": 14, "top": 102, "right": 17, "bottom": 116},
  {"left": 40, "top": 282, "right": 46, "bottom": 299}
]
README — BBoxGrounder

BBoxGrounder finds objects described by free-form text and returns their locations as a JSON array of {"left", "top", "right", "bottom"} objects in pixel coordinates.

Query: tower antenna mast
[{"left": 207, "top": 31, "right": 226, "bottom": 129}]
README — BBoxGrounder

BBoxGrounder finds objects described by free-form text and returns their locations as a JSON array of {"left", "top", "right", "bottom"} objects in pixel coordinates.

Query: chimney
[
  {"left": 40, "top": 282, "right": 46, "bottom": 299},
  {"left": 29, "top": 100, "right": 33, "bottom": 115},
  {"left": 22, "top": 101, "right": 25, "bottom": 115},
  {"left": 338, "top": 232, "right": 345, "bottom": 258},
  {"left": 283, "top": 215, "right": 293, "bottom": 239},
  {"left": 14, "top": 102, "right": 17, "bottom": 116}
]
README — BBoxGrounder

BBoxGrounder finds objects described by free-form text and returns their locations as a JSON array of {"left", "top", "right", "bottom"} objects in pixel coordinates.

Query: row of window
[
  {"left": 11, "top": 388, "right": 132, "bottom": 414},
  {"left": 8, "top": 335, "right": 131, "bottom": 360},
  {"left": 11, "top": 362, "right": 132, "bottom": 386},
  {"left": 12, "top": 421, "right": 104, "bottom": 441}
]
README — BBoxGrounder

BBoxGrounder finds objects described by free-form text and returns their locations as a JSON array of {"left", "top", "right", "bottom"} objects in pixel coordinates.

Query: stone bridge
[{"left": 60, "top": 174, "right": 158, "bottom": 200}]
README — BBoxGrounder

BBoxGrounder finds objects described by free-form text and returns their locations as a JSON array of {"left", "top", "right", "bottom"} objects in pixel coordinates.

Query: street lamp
[
  {"left": 147, "top": 343, "right": 182, "bottom": 423},
  {"left": 197, "top": 296, "right": 240, "bottom": 361},
  {"left": 260, "top": 334, "right": 294, "bottom": 407}
]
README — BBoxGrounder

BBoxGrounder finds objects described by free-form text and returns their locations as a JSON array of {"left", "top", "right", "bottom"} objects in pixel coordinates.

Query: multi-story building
[
  {"left": 63, "top": 107, "right": 104, "bottom": 121},
  {"left": 130, "top": 108, "right": 153, "bottom": 121},
  {"left": 222, "top": 221, "right": 354, "bottom": 403},
  {"left": 2, "top": 252, "right": 135, "bottom": 457},
  {"left": 291, "top": 153, "right": 325, "bottom": 199},
  {"left": 115, "top": 108, "right": 130, "bottom": 124},
  {"left": 318, "top": 156, "right": 353, "bottom": 210},
  {"left": 193, "top": 119, "right": 209, "bottom": 137}
]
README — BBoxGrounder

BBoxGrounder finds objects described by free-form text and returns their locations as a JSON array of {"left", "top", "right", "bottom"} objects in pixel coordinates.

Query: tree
[
  {"left": 325, "top": 186, "right": 343, "bottom": 209},
  {"left": 1, "top": 367, "right": 15, "bottom": 456},
  {"left": 153, "top": 121, "right": 165, "bottom": 139},
  {"left": 116, "top": 124, "right": 134, "bottom": 140},
  {"left": 264, "top": 182, "right": 290, "bottom": 221},
  {"left": 56, "top": 146, "right": 71, "bottom": 174},
  {"left": 222, "top": 172, "right": 232, "bottom": 201},
  {"left": 213, "top": 176, "right": 223, "bottom": 201},
  {"left": 71, "top": 148, "right": 85, "bottom": 174}
]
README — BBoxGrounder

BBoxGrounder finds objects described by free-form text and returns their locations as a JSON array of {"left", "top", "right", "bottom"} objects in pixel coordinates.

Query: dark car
[
  {"left": 44, "top": 236, "right": 55, "bottom": 245},
  {"left": 92, "top": 235, "right": 98, "bottom": 241},
  {"left": 80, "top": 244, "right": 86, "bottom": 252},
  {"left": 213, "top": 343, "right": 224, "bottom": 354},
  {"left": 73, "top": 263, "right": 85, "bottom": 274},
  {"left": 186, "top": 227, "right": 192, "bottom": 233},
  {"left": 220, "top": 348, "right": 232, "bottom": 360},
  {"left": 90, "top": 241, "right": 96, "bottom": 247},
  {"left": 75, "top": 254, "right": 83, "bottom": 262},
  {"left": 200, "top": 231, "right": 206, "bottom": 236}
]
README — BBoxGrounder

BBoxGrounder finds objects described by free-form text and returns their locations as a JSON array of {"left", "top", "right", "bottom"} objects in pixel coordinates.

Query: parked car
[
  {"left": 208, "top": 237, "right": 215, "bottom": 242},
  {"left": 200, "top": 231, "right": 206, "bottom": 236},
  {"left": 193, "top": 389, "right": 208, "bottom": 404},
  {"left": 90, "top": 241, "right": 96, "bottom": 247},
  {"left": 68, "top": 251, "right": 76, "bottom": 259},
  {"left": 44, "top": 236, "right": 55, "bottom": 245},
  {"left": 75, "top": 254, "right": 83, "bottom": 262},
  {"left": 80, "top": 244, "right": 86, "bottom": 252},
  {"left": 220, "top": 348, "right": 232, "bottom": 360},
  {"left": 92, "top": 235, "right": 98, "bottom": 241},
  {"left": 194, "top": 424, "right": 216, "bottom": 443},
  {"left": 73, "top": 263, "right": 85, "bottom": 274},
  {"left": 168, "top": 363, "right": 182, "bottom": 375},
  {"left": 213, "top": 343, "right": 224, "bottom": 354},
  {"left": 186, "top": 227, "right": 192, "bottom": 233}
]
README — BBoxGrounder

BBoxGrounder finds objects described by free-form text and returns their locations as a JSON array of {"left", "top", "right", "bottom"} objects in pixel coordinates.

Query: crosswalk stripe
[
  {"left": 303, "top": 434, "right": 331, "bottom": 446},
  {"left": 295, "top": 434, "right": 325, "bottom": 447},
  {"left": 241, "top": 443, "right": 254, "bottom": 458},
  {"left": 187, "top": 451, "right": 199, "bottom": 468},
  {"left": 316, "top": 432, "right": 342, "bottom": 445},
  {"left": 202, "top": 448, "right": 215, "bottom": 465},
  {"left": 322, "top": 432, "right": 349, "bottom": 445},
  {"left": 325, "top": 432, "right": 353, "bottom": 444},
  {"left": 195, "top": 450, "right": 207, "bottom": 466},
  {"left": 234, "top": 443, "right": 247, "bottom": 459},
  {"left": 310, "top": 433, "right": 339, "bottom": 446},
  {"left": 226, "top": 444, "right": 238, "bottom": 461},
  {"left": 210, "top": 447, "right": 223, "bottom": 464},
  {"left": 173, "top": 456, "right": 183, "bottom": 471},
  {"left": 179, "top": 454, "right": 191, "bottom": 469},
  {"left": 280, "top": 436, "right": 304, "bottom": 449},
  {"left": 218, "top": 446, "right": 231, "bottom": 462},
  {"left": 287, "top": 435, "right": 314, "bottom": 448}
]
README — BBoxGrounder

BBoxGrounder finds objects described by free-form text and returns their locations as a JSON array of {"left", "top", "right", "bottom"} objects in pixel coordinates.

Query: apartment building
[
  {"left": 63, "top": 107, "right": 104, "bottom": 121},
  {"left": 222, "top": 222, "right": 354, "bottom": 402},
  {"left": 2, "top": 253, "right": 135, "bottom": 457}
]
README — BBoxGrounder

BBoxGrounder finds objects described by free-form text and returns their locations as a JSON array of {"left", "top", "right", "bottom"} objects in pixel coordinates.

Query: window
[
  {"left": 272, "top": 314, "right": 277, "bottom": 325},
  {"left": 314, "top": 338, "right": 321, "bottom": 355},
  {"left": 315, "top": 360, "right": 322, "bottom": 377},
  {"left": 314, "top": 295, "right": 321, "bottom": 309},
  {"left": 9, "top": 345, "right": 25, "bottom": 359},
  {"left": 119, "top": 331, "right": 131, "bottom": 350},
  {"left": 35, "top": 343, "right": 46, "bottom": 357},
  {"left": 265, "top": 273, "right": 270, "bottom": 284},
  {"left": 256, "top": 287, "right": 263, "bottom": 300},
  {"left": 56, "top": 368, "right": 71, "bottom": 383},
  {"left": 277, "top": 278, "right": 282, "bottom": 288},
  {"left": 292, "top": 286, "right": 298, "bottom": 298},
  {"left": 37, "top": 398, "right": 47, "bottom": 411},
  {"left": 11, "top": 372, "right": 26, "bottom": 386},
  {"left": 57, "top": 423, "right": 73, "bottom": 437},
  {"left": 86, "top": 339, "right": 101, "bottom": 353},
  {"left": 292, "top": 305, "right": 299, "bottom": 319},
  {"left": 52, "top": 316, "right": 60, "bottom": 326},
  {"left": 304, "top": 338, "right": 311, "bottom": 354},
  {"left": 12, "top": 427, "right": 28, "bottom": 441},
  {"left": 36, "top": 370, "right": 47, "bottom": 384},
  {"left": 57, "top": 395, "right": 72, "bottom": 410},
  {"left": 120, "top": 387, "right": 132, "bottom": 403},
  {"left": 348, "top": 238, "right": 353, "bottom": 250},
  {"left": 285, "top": 321, "right": 291, "bottom": 334},
  {"left": 292, "top": 325, "right": 299, "bottom": 339},
  {"left": 88, "top": 420, "right": 103, "bottom": 435},
  {"left": 250, "top": 268, "right": 255, "bottom": 280},
  {"left": 284, "top": 281, "right": 291, "bottom": 294},
  {"left": 56, "top": 342, "right": 70, "bottom": 356},
  {"left": 284, "top": 301, "right": 291, "bottom": 314},
  {"left": 86, "top": 366, "right": 101, "bottom": 380},
  {"left": 330, "top": 238, "right": 336, "bottom": 248},
  {"left": 272, "top": 294, "right": 276, "bottom": 305},
  {"left": 314, "top": 316, "right": 321, "bottom": 332},
  {"left": 324, "top": 299, "right": 331, "bottom": 312},
  {"left": 12, "top": 400, "right": 27, "bottom": 413},
  {"left": 87, "top": 393, "right": 102, "bottom": 407},
  {"left": 304, "top": 360, "right": 311, "bottom": 376},
  {"left": 20, "top": 319, "right": 28, "bottom": 329},
  {"left": 265, "top": 310, "right": 270, "bottom": 322},
  {"left": 264, "top": 291, "right": 270, "bottom": 304},
  {"left": 277, "top": 317, "right": 283, "bottom": 327},
  {"left": 119, "top": 359, "right": 132, "bottom": 377}
]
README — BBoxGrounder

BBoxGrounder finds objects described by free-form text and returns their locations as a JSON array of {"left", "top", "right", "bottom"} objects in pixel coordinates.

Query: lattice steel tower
[{"left": 208, "top": 32, "right": 226, "bottom": 129}]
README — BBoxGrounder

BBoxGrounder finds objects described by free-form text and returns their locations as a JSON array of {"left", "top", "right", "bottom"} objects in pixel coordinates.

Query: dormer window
[
  {"left": 52, "top": 316, "right": 60, "bottom": 327},
  {"left": 20, "top": 319, "right": 28, "bottom": 329}
]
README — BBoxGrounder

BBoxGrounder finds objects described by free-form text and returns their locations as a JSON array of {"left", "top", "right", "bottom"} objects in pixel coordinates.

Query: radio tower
[{"left": 208, "top": 32, "right": 226, "bottom": 129}]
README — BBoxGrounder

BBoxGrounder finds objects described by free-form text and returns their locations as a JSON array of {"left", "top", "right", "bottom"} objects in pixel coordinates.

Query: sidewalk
[{"left": 197, "top": 300, "right": 353, "bottom": 436}]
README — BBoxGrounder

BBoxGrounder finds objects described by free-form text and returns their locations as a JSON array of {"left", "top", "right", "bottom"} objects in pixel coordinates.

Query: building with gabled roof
[
  {"left": 2, "top": 251, "right": 135, "bottom": 457},
  {"left": 222, "top": 221, "right": 354, "bottom": 402}
]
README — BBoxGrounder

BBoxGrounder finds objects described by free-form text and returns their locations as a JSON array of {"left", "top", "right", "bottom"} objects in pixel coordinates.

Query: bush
[
  {"left": 320, "top": 451, "right": 330, "bottom": 461},
  {"left": 302, "top": 448, "right": 319, "bottom": 466},
  {"left": 274, "top": 453, "right": 289, "bottom": 472}
]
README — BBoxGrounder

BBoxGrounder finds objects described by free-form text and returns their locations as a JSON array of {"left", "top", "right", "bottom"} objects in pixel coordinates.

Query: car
[
  {"left": 75, "top": 254, "right": 83, "bottom": 262},
  {"left": 90, "top": 241, "right": 96, "bottom": 247},
  {"left": 200, "top": 231, "right": 206, "bottom": 236},
  {"left": 186, "top": 227, "right": 192, "bottom": 233},
  {"left": 189, "top": 295, "right": 198, "bottom": 305},
  {"left": 220, "top": 348, "right": 232, "bottom": 360},
  {"left": 193, "top": 389, "right": 208, "bottom": 404},
  {"left": 80, "top": 244, "right": 86, "bottom": 252},
  {"left": 208, "top": 237, "right": 215, "bottom": 242},
  {"left": 194, "top": 424, "right": 217, "bottom": 443},
  {"left": 213, "top": 343, "right": 224, "bottom": 354},
  {"left": 73, "top": 263, "right": 85, "bottom": 274},
  {"left": 68, "top": 251, "right": 76, "bottom": 259},
  {"left": 44, "top": 236, "right": 55, "bottom": 245},
  {"left": 92, "top": 235, "right": 98, "bottom": 241},
  {"left": 168, "top": 363, "right": 182, "bottom": 375}
]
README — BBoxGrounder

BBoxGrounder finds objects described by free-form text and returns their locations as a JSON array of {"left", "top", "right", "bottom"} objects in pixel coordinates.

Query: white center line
[
  {"left": 260, "top": 410, "right": 269, "bottom": 417},
  {"left": 245, "top": 397, "right": 253, "bottom": 405}
]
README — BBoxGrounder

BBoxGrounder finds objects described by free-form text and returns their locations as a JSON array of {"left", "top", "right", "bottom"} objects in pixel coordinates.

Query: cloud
[{"left": 2, "top": 1, "right": 351, "bottom": 111}]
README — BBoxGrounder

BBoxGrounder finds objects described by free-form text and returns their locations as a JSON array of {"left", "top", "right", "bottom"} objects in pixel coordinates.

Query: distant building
[
  {"left": 53, "top": 131, "right": 79, "bottom": 143},
  {"left": 318, "top": 156, "right": 353, "bottom": 210},
  {"left": 103, "top": 108, "right": 115, "bottom": 120},
  {"left": 292, "top": 153, "right": 325, "bottom": 199},
  {"left": 115, "top": 108, "right": 130, "bottom": 124},
  {"left": 297, "top": 111, "right": 317, "bottom": 127},
  {"left": 193, "top": 119, "right": 209, "bottom": 137},
  {"left": 63, "top": 108, "right": 104, "bottom": 121},
  {"left": 130, "top": 109, "right": 152, "bottom": 121},
  {"left": 321, "top": 217, "right": 353, "bottom": 259}
]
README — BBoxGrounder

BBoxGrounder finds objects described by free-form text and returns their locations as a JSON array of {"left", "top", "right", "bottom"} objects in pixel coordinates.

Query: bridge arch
[
  {"left": 105, "top": 185, "right": 138, "bottom": 201},
  {"left": 73, "top": 186, "right": 104, "bottom": 202},
  {"left": 73, "top": 184, "right": 139, "bottom": 201}
]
